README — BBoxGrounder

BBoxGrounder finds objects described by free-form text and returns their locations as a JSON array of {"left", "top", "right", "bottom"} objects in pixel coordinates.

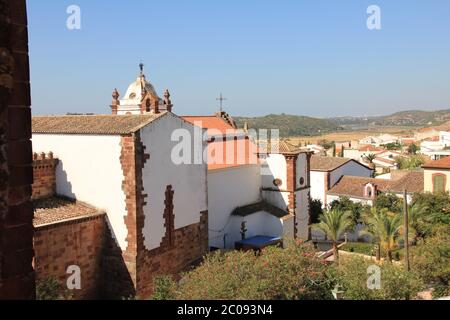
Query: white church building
[{"left": 30, "top": 67, "right": 313, "bottom": 296}]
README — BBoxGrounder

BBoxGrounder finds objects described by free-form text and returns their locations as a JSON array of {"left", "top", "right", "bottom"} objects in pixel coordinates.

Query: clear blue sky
[{"left": 28, "top": 0, "right": 450, "bottom": 117}]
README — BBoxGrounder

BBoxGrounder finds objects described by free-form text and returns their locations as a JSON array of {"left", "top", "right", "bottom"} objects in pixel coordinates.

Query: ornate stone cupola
[{"left": 110, "top": 64, "right": 174, "bottom": 115}]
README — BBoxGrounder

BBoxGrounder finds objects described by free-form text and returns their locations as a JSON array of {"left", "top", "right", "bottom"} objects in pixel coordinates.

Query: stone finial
[
  {"left": 40, "top": 152, "right": 46, "bottom": 160},
  {"left": 112, "top": 88, "right": 120, "bottom": 103},
  {"left": 164, "top": 89, "right": 173, "bottom": 112},
  {"left": 48, "top": 151, "right": 54, "bottom": 159}
]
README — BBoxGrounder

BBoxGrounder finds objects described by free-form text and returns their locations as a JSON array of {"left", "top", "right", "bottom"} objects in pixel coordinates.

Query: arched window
[
  {"left": 433, "top": 174, "right": 446, "bottom": 193},
  {"left": 145, "top": 99, "right": 151, "bottom": 112}
]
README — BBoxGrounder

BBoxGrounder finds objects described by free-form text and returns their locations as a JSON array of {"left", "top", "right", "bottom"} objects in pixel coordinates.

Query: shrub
[
  {"left": 329, "top": 196, "right": 367, "bottom": 226},
  {"left": 163, "top": 241, "right": 334, "bottom": 300},
  {"left": 373, "top": 193, "right": 402, "bottom": 213},
  {"left": 331, "top": 256, "right": 425, "bottom": 300},
  {"left": 150, "top": 276, "right": 176, "bottom": 300},
  {"left": 410, "top": 228, "right": 450, "bottom": 298},
  {"left": 36, "top": 277, "right": 73, "bottom": 300},
  {"left": 309, "top": 199, "right": 323, "bottom": 224}
]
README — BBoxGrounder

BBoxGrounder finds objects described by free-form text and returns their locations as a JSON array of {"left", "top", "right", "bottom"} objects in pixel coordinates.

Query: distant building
[
  {"left": 359, "top": 134, "right": 399, "bottom": 147},
  {"left": 420, "top": 132, "right": 450, "bottom": 160},
  {"left": 415, "top": 127, "right": 440, "bottom": 141},
  {"left": 327, "top": 170, "right": 424, "bottom": 205},
  {"left": 309, "top": 156, "right": 374, "bottom": 207},
  {"left": 422, "top": 157, "right": 450, "bottom": 193}
]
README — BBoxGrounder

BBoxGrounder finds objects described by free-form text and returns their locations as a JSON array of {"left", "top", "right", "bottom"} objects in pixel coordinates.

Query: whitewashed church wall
[
  {"left": 261, "top": 154, "right": 287, "bottom": 189},
  {"left": 208, "top": 164, "right": 262, "bottom": 249},
  {"left": 140, "top": 114, "right": 208, "bottom": 251},
  {"left": 310, "top": 171, "right": 326, "bottom": 206},
  {"left": 296, "top": 153, "right": 308, "bottom": 187},
  {"left": 295, "top": 188, "right": 310, "bottom": 240},
  {"left": 226, "top": 211, "right": 283, "bottom": 249},
  {"left": 32, "top": 134, "right": 129, "bottom": 250}
]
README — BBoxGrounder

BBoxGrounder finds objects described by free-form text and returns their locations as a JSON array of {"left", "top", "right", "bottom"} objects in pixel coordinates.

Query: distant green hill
[
  {"left": 234, "top": 114, "right": 341, "bottom": 137},
  {"left": 329, "top": 109, "right": 450, "bottom": 127}
]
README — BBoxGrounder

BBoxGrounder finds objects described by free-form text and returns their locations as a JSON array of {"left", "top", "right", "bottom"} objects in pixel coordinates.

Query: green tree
[
  {"left": 407, "top": 143, "right": 419, "bottom": 155},
  {"left": 331, "top": 256, "right": 424, "bottom": 300},
  {"left": 361, "top": 207, "right": 403, "bottom": 262},
  {"left": 162, "top": 241, "right": 333, "bottom": 300},
  {"left": 313, "top": 210, "right": 353, "bottom": 262},
  {"left": 329, "top": 196, "right": 367, "bottom": 226},
  {"left": 309, "top": 199, "right": 323, "bottom": 224},
  {"left": 373, "top": 192, "right": 402, "bottom": 213},
  {"left": 395, "top": 155, "right": 425, "bottom": 170},
  {"left": 384, "top": 142, "right": 402, "bottom": 150}
]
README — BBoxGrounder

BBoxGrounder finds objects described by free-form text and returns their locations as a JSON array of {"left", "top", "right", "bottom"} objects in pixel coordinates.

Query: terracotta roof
[
  {"left": 259, "top": 140, "right": 306, "bottom": 155},
  {"left": 311, "top": 156, "right": 355, "bottom": 171},
  {"left": 33, "top": 197, "right": 104, "bottom": 227},
  {"left": 389, "top": 171, "right": 424, "bottom": 193},
  {"left": 32, "top": 113, "right": 166, "bottom": 135},
  {"left": 232, "top": 201, "right": 289, "bottom": 218},
  {"left": 208, "top": 138, "right": 259, "bottom": 170},
  {"left": 358, "top": 145, "right": 382, "bottom": 152},
  {"left": 328, "top": 171, "right": 424, "bottom": 198},
  {"left": 422, "top": 157, "right": 450, "bottom": 169},
  {"left": 182, "top": 116, "right": 237, "bottom": 135}
]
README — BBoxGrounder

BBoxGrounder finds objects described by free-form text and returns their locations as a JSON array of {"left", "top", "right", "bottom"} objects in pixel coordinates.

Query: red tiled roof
[
  {"left": 425, "top": 136, "right": 440, "bottom": 142},
  {"left": 328, "top": 171, "right": 424, "bottom": 198},
  {"left": 33, "top": 197, "right": 104, "bottom": 227},
  {"left": 422, "top": 157, "right": 450, "bottom": 169},
  {"left": 182, "top": 116, "right": 237, "bottom": 135},
  {"left": 33, "top": 113, "right": 166, "bottom": 135},
  {"left": 207, "top": 138, "right": 259, "bottom": 170},
  {"left": 359, "top": 145, "right": 382, "bottom": 152}
]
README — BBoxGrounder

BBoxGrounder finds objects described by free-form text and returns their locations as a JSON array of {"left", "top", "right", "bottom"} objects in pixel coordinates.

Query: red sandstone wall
[
  {"left": 100, "top": 133, "right": 209, "bottom": 299},
  {"left": 32, "top": 153, "right": 58, "bottom": 200},
  {"left": 33, "top": 215, "right": 105, "bottom": 300},
  {"left": 0, "top": 0, "right": 35, "bottom": 299}
]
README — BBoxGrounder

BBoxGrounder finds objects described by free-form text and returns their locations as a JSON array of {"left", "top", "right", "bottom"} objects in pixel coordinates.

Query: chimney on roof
[
  {"left": 111, "top": 88, "right": 120, "bottom": 115},
  {"left": 32, "top": 152, "right": 59, "bottom": 200}
]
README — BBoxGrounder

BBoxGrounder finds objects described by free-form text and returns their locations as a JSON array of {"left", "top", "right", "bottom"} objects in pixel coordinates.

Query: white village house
[{"left": 309, "top": 156, "right": 374, "bottom": 208}]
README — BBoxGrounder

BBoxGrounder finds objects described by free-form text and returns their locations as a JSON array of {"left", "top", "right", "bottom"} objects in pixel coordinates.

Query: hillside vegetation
[
  {"left": 234, "top": 114, "right": 341, "bottom": 137},
  {"left": 330, "top": 109, "right": 450, "bottom": 127}
]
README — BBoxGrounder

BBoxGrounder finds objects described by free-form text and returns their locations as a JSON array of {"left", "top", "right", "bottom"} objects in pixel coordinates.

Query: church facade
[{"left": 30, "top": 67, "right": 312, "bottom": 298}]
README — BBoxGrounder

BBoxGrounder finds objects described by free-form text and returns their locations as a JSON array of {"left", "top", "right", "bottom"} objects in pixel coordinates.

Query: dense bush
[
  {"left": 410, "top": 228, "right": 450, "bottom": 298},
  {"left": 373, "top": 193, "right": 402, "bottom": 213},
  {"left": 341, "top": 242, "right": 375, "bottom": 256},
  {"left": 36, "top": 277, "right": 73, "bottom": 300},
  {"left": 331, "top": 256, "right": 425, "bottom": 300},
  {"left": 309, "top": 199, "right": 323, "bottom": 224},
  {"left": 395, "top": 155, "right": 425, "bottom": 170},
  {"left": 329, "top": 196, "right": 368, "bottom": 226},
  {"left": 154, "top": 241, "right": 334, "bottom": 300}
]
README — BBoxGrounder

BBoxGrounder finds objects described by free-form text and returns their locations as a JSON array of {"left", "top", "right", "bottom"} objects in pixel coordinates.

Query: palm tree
[
  {"left": 408, "top": 203, "right": 429, "bottom": 243},
  {"left": 364, "top": 153, "right": 377, "bottom": 171},
  {"left": 313, "top": 210, "right": 353, "bottom": 262},
  {"left": 361, "top": 207, "right": 402, "bottom": 262}
]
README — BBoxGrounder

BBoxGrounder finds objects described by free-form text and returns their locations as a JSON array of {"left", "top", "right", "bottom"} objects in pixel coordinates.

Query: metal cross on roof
[{"left": 216, "top": 93, "right": 227, "bottom": 112}]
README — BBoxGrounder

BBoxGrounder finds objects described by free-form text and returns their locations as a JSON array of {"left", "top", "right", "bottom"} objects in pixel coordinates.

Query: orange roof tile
[
  {"left": 182, "top": 116, "right": 237, "bottom": 135},
  {"left": 207, "top": 138, "right": 259, "bottom": 170},
  {"left": 422, "top": 157, "right": 450, "bottom": 169}
]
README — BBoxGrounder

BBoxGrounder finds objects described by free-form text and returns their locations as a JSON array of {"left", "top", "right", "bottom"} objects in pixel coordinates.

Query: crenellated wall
[{"left": 31, "top": 152, "right": 58, "bottom": 200}]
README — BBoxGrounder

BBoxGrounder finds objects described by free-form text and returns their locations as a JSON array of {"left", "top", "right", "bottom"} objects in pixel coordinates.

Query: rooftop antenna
[{"left": 216, "top": 93, "right": 227, "bottom": 113}]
